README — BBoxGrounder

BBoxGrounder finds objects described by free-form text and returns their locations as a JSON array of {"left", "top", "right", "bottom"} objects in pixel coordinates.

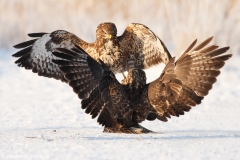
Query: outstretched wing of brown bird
[
  {"left": 12, "top": 30, "right": 89, "bottom": 82},
  {"left": 136, "top": 37, "right": 232, "bottom": 123},
  {"left": 118, "top": 23, "right": 171, "bottom": 69},
  {"left": 52, "top": 46, "right": 133, "bottom": 131},
  {"left": 13, "top": 22, "right": 171, "bottom": 82}
]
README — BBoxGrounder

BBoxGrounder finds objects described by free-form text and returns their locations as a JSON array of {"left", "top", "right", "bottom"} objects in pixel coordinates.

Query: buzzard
[
  {"left": 12, "top": 22, "right": 171, "bottom": 82},
  {"left": 52, "top": 37, "right": 232, "bottom": 133}
]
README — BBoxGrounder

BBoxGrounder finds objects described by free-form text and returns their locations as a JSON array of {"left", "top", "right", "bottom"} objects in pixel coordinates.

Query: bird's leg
[
  {"left": 103, "top": 112, "right": 154, "bottom": 134},
  {"left": 123, "top": 113, "right": 154, "bottom": 134},
  {"left": 120, "top": 124, "right": 154, "bottom": 134},
  {"left": 122, "top": 72, "right": 126, "bottom": 79},
  {"left": 130, "top": 124, "right": 154, "bottom": 133},
  {"left": 103, "top": 122, "right": 154, "bottom": 134}
]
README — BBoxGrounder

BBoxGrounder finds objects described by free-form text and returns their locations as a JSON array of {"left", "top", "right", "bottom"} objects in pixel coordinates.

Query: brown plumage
[
  {"left": 52, "top": 36, "right": 232, "bottom": 134},
  {"left": 12, "top": 22, "right": 171, "bottom": 82}
]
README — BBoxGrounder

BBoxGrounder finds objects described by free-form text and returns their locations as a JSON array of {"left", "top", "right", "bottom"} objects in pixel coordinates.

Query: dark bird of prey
[
  {"left": 12, "top": 22, "right": 171, "bottom": 82},
  {"left": 52, "top": 37, "right": 232, "bottom": 134}
]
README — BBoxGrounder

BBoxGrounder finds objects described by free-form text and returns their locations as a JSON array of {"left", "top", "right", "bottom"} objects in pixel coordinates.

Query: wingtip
[
  {"left": 209, "top": 36, "right": 214, "bottom": 41},
  {"left": 205, "top": 36, "right": 214, "bottom": 44},
  {"left": 13, "top": 44, "right": 18, "bottom": 49},
  {"left": 221, "top": 46, "right": 231, "bottom": 53},
  {"left": 184, "top": 39, "right": 197, "bottom": 54},
  {"left": 28, "top": 32, "right": 48, "bottom": 37},
  {"left": 13, "top": 39, "right": 38, "bottom": 49},
  {"left": 193, "top": 39, "right": 198, "bottom": 45},
  {"left": 13, "top": 44, "right": 24, "bottom": 49}
]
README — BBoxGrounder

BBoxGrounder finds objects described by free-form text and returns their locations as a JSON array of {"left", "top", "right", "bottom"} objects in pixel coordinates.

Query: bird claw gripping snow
[{"left": 103, "top": 125, "right": 153, "bottom": 134}]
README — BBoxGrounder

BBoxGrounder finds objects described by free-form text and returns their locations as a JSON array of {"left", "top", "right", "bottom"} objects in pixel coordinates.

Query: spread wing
[
  {"left": 118, "top": 23, "right": 172, "bottom": 69},
  {"left": 52, "top": 46, "right": 132, "bottom": 128},
  {"left": 12, "top": 30, "right": 89, "bottom": 82},
  {"left": 141, "top": 37, "right": 232, "bottom": 122}
]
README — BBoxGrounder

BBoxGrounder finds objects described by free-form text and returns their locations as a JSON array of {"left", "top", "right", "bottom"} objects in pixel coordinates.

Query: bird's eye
[{"left": 103, "top": 29, "right": 108, "bottom": 34}]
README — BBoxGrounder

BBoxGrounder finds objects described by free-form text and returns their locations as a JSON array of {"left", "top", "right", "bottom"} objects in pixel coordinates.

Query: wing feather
[
  {"left": 13, "top": 39, "right": 38, "bottom": 49},
  {"left": 28, "top": 32, "right": 48, "bottom": 37},
  {"left": 12, "top": 46, "right": 32, "bottom": 57},
  {"left": 192, "top": 36, "right": 213, "bottom": 52},
  {"left": 13, "top": 30, "right": 88, "bottom": 82},
  {"left": 142, "top": 37, "right": 231, "bottom": 122},
  {"left": 53, "top": 47, "right": 132, "bottom": 129},
  {"left": 118, "top": 23, "right": 172, "bottom": 69},
  {"left": 52, "top": 48, "right": 97, "bottom": 99}
]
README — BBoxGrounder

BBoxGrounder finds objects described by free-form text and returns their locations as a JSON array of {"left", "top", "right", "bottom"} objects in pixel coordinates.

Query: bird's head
[{"left": 96, "top": 22, "right": 117, "bottom": 40}]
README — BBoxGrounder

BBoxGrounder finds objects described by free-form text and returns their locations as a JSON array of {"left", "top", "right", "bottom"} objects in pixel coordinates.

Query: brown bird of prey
[
  {"left": 12, "top": 22, "right": 171, "bottom": 82},
  {"left": 52, "top": 37, "right": 232, "bottom": 133}
]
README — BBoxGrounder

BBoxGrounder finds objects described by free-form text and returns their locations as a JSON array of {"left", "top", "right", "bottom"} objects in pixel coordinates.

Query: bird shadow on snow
[{"left": 82, "top": 130, "right": 240, "bottom": 141}]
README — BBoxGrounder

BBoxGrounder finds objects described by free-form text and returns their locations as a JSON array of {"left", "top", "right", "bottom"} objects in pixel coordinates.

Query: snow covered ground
[{"left": 0, "top": 49, "right": 240, "bottom": 160}]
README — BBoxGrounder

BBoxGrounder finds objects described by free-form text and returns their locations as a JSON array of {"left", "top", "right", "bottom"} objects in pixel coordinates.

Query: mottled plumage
[
  {"left": 52, "top": 37, "right": 232, "bottom": 133},
  {"left": 13, "top": 22, "right": 171, "bottom": 82}
]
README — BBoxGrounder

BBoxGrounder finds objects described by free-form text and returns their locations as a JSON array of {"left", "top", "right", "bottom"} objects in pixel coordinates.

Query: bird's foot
[{"left": 103, "top": 125, "right": 153, "bottom": 134}]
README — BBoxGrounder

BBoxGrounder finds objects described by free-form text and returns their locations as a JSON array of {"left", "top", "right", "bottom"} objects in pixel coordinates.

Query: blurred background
[{"left": 0, "top": 0, "right": 240, "bottom": 56}]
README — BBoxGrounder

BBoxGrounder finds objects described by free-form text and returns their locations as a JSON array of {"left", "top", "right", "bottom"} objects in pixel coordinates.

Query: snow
[{"left": 0, "top": 50, "right": 240, "bottom": 160}]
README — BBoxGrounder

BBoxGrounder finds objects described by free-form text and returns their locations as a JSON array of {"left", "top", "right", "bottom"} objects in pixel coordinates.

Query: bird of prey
[
  {"left": 52, "top": 37, "right": 232, "bottom": 133},
  {"left": 12, "top": 22, "right": 171, "bottom": 82}
]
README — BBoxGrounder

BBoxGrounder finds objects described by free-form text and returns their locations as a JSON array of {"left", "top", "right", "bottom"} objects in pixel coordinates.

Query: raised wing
[
  {"left": 13, "top": 30, "right": 88, "bottom": 82},
  {"left": 144, "top": 37, "right": 232, "bottom": 122},
  {"left": 52, "top": 46, "right": 132, "bottom": 129},
  {"left": 118, "top": 23, "right": 172, "bottom": 69}
]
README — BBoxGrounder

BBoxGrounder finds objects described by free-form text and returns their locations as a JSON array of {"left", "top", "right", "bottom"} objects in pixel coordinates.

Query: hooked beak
[{"left": 107, "top": 34, "right": 112, "bottom": 39}]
